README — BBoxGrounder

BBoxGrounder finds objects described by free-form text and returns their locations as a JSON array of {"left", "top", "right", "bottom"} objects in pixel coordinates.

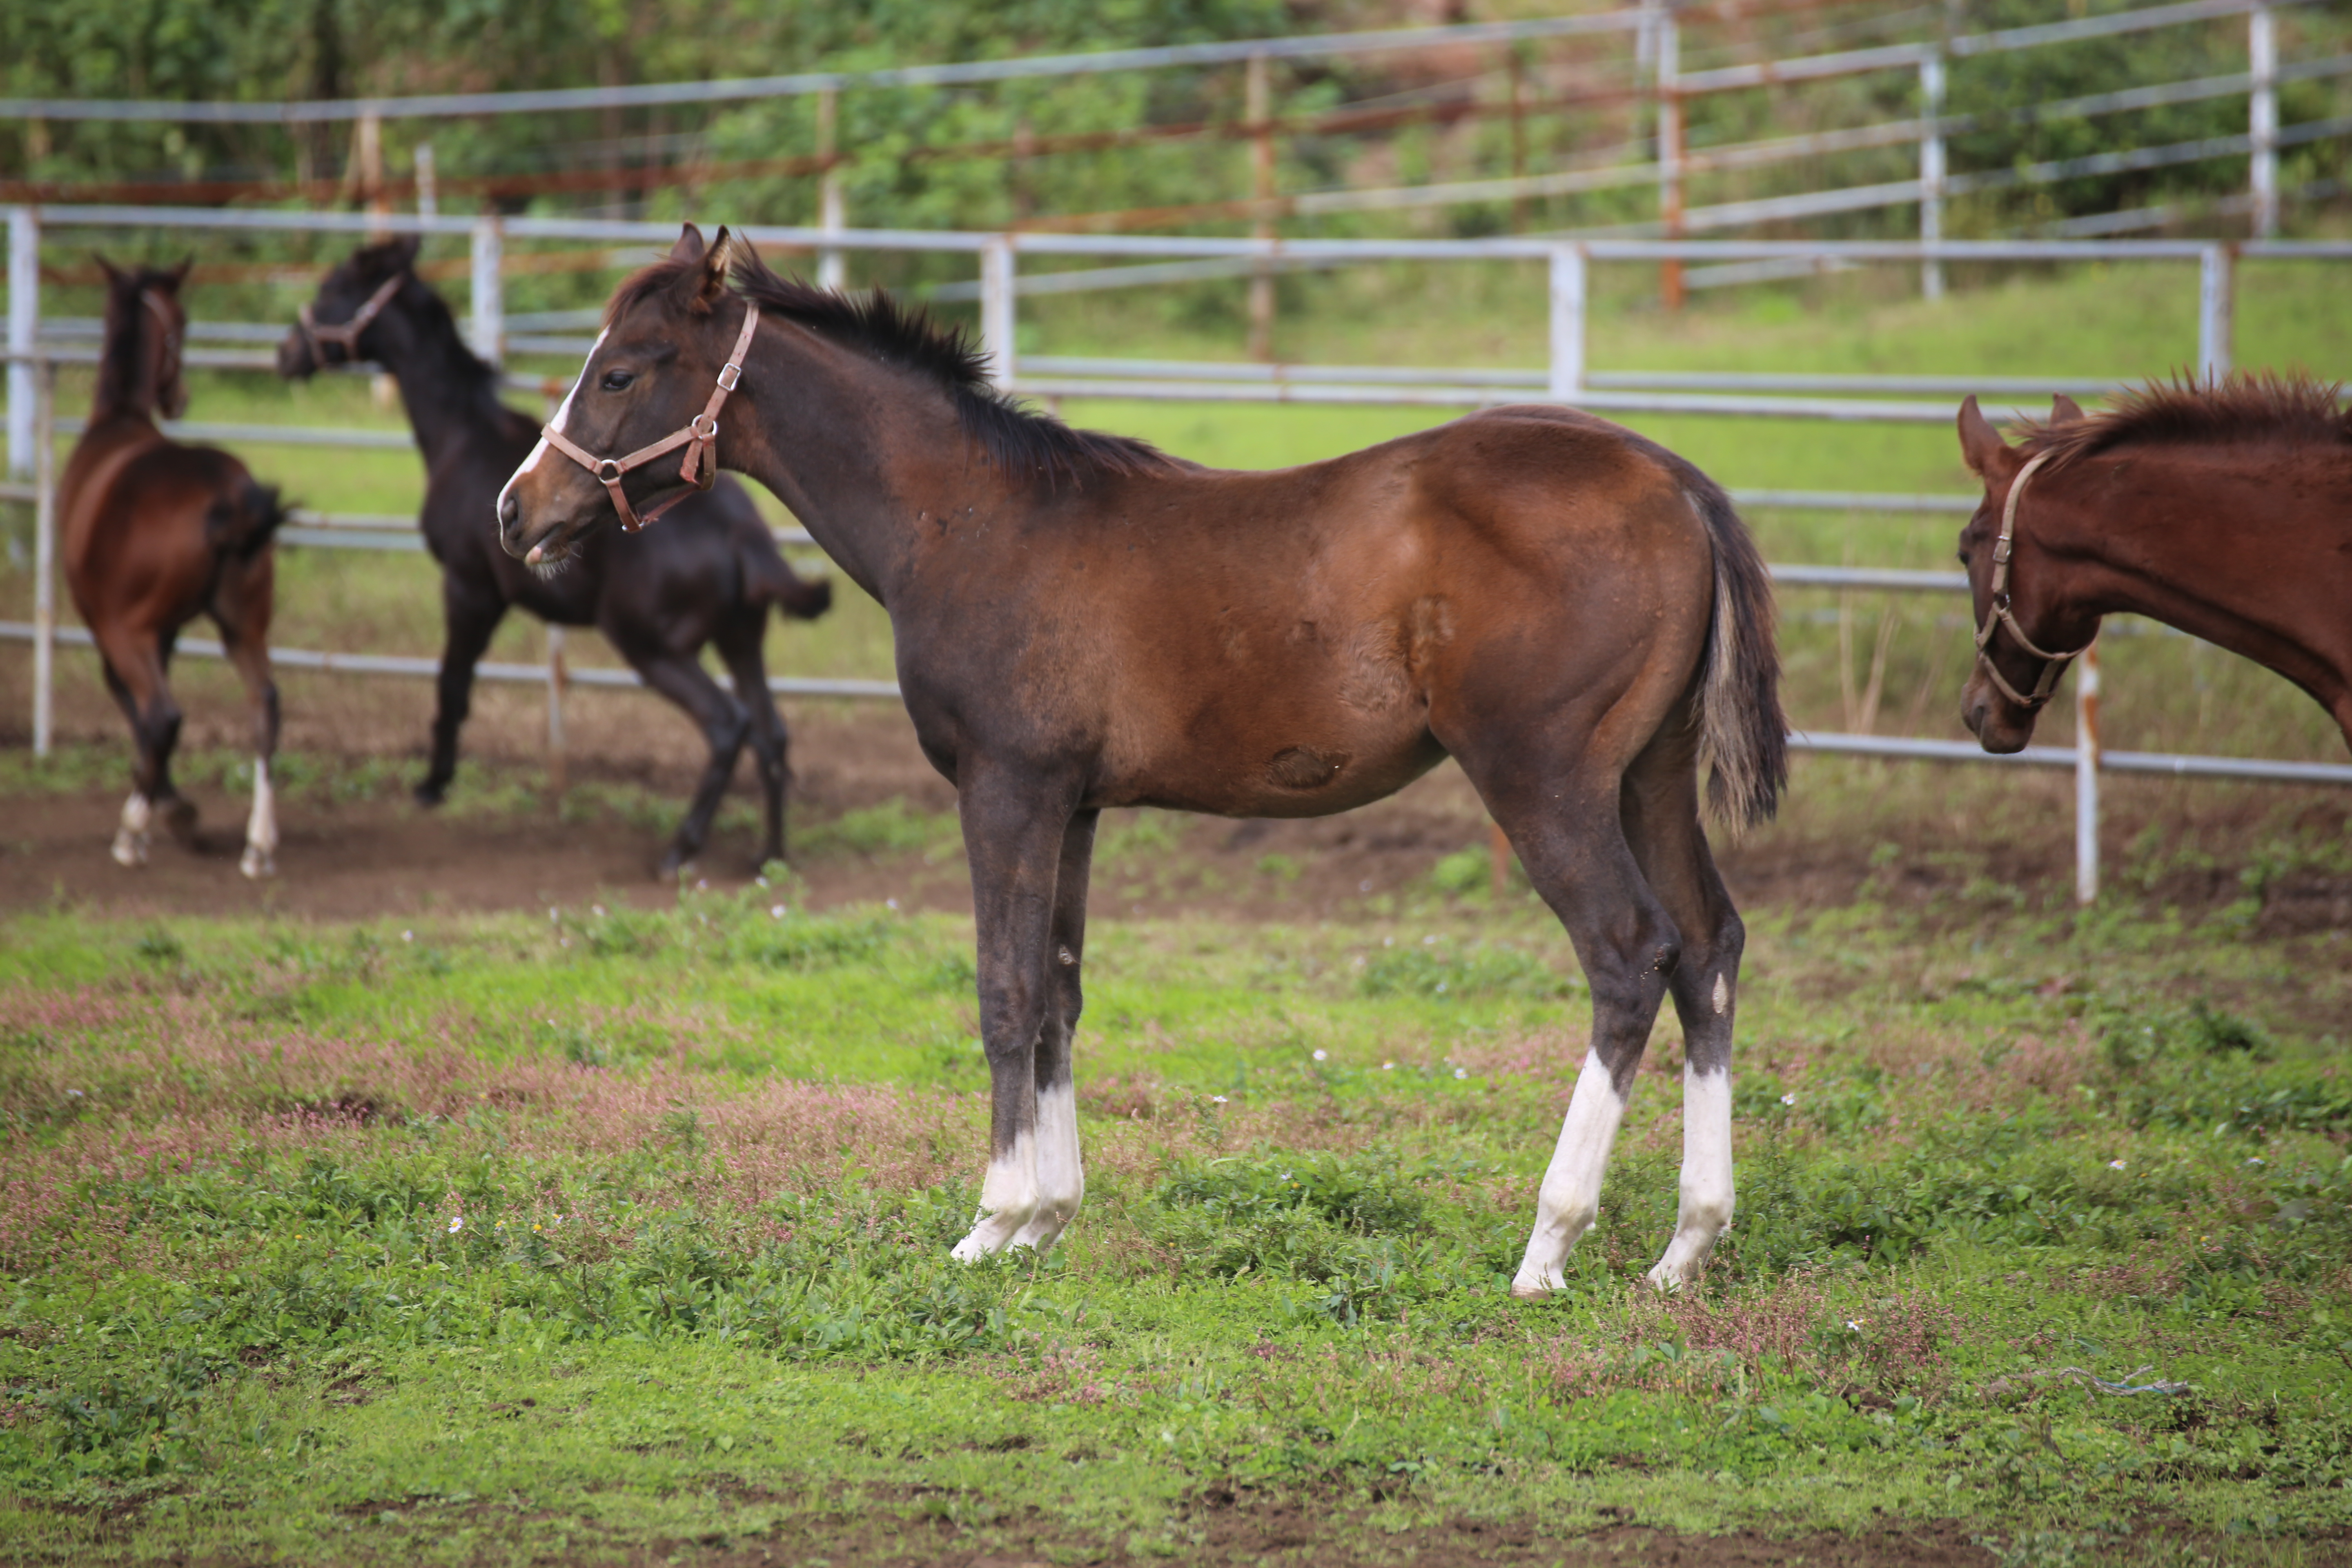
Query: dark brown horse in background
[
  {"left": 62, "top": 259, "right": 285, "bottom": 878},
  {"left": 498, "top": 225, "right": 1786, "bottom": 1294},
  {"left": 1957, "top": 377, "right": 2352, "bottom": 755},
  {"left": 278, "top": 237, "right": 833, "bottom": 874}
]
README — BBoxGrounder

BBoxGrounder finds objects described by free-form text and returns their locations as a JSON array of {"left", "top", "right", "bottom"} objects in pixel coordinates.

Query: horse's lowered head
[
  {"left": 277, "top": 234, "right": 421, "bottom": 381},
  {"left": 496, "top": 223, "right": 748, "bottom": 568},
  {"left": 95, "top": 255, "right": 192, "bottom": 421},
  {"left": 1955, "top": 393, "right": 2097, "bottom": 753}
]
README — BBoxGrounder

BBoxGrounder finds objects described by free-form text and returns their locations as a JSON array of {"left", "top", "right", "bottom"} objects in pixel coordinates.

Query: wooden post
[
  {"left": 470, "top": 216, "right": 504, "bottom": 368},
  {"left": 7, "top": 206, "right": 36, "bottom": 480},
  {"left": 980, "top": 236, "right": 1016, "bottom": 391},
  {"left": 1246, "top": 53, "right": 1276, "bottom": 363},
  {"left": 356, "top": 111, "right": 387, "bottom": 236},
  {"left": 2198, "top": 244, "right": 2234, "bottom": 382},
  {"left": 415, "top": 142, "right": 438, "bottom": 220},
  {"left": 2250, "top": 2, "right": 2278, "bottom": 238},
  {"left": 1657, "top": 11, "right": 1684, "bottom": 311},
  {"left": 546, "top": 625, "right": 569, "bottom": 796},
  {"left": 817, "top": 87, "right": 845, "bottom": 292},
  {"left": 1508, "top": 49, "right": 1529, "bottom": 233},
  {"left": 1548, "top": 244, "right": 1587, "bottom": 400},
  {"left": 1920, "top": 51, "right": 1946, "bottom": 301}
]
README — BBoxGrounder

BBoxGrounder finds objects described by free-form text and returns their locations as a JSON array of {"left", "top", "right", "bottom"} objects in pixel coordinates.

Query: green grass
[{"left": 1, "top": 882, "right": 2349, "bottom": 1564}]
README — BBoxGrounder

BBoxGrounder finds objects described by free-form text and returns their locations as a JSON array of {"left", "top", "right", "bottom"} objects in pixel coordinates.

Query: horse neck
[
  {"left": 372, "top": 299, "right": 515, "bottom": 461},
  {"left": 91, "top": 298, "right": 163, "bottom": 425},
  {"left": 729, "top": 329, "right": 988, "bottom": 606}
]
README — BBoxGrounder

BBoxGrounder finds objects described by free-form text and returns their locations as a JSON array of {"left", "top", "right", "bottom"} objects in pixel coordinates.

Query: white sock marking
[
  {"left": 1011, "top": 1080, "right": 1085, "bottom": 1252},
  {"left": 240, "top": 757, "right": 277, "bottom": 880},
  {"left": 494, "top": 327, "right": 604, "bottom": 521},
  {"left": 951, "top": 1129, "right": 1038, "bottom": 1261},
  {"left": 1511, "top": 1050, "right": 1630, "bottom": 1298},
  {"left": 111, "top": 791, "right": 151, "bottom": 868},
  {"left": 1647, "top": 1066, "right": 1735, "bottom": 1290}
]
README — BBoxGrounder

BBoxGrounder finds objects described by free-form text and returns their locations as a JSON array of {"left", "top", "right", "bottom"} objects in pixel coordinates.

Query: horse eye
[{"left": 600, "top": 370, "right": 635, "bottom": 392}]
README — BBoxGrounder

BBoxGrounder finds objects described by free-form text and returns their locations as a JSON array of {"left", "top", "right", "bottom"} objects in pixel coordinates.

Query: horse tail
[
  {"left": 741, "top": 527, "right": 833, "bottom": 622},
  {"left": 206, "top": 479, "right": 287, "bottom": 561},
  {"left": 1685, "top": 469, "right": 1787, "bottom": 833}
]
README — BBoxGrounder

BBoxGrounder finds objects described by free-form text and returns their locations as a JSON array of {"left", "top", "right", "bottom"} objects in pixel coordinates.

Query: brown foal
[
  {"left": 498, "top": 226, "right": 1787, "bottom": 1293},
  {"left": 62, "top": 260, "right": 285, "bottom": 876},
  {"left": 1957, "top": 377, "right": 2352, "bottom": 755}
]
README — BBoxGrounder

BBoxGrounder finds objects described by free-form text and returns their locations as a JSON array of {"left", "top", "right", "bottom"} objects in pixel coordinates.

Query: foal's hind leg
[
  {"left": 630, "top": 651, "right": 752, "bottom": 876},
  {"left": 1011, "top": 809, "right": 1099, "bottom": 1252},
  {"left": 1464, "top": 756, "right": 1684, "bottom": 1300},
  {"left": 94, "top": 630, "right": 185, "bottom": 867},
  {"left": 715, "top": 617, "right": 790, "bottom": 868},
  {"left": 1621, "top": 728, "right": 1746, "bottom": 1289},
  {"left": 214, "top": 563, "right": 282, "bottom": 880}
]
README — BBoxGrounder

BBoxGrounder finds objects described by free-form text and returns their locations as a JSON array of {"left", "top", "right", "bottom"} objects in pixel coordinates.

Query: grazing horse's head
[
  {"left": 95, "top": 256, "right": 192, "bottom": 421},
  {"left": 1955, "top": 394, "right": 2095, "bottom": 753},
  {"left": 277, "top": 235, "right": 421, "bottom": 381},
  {"left": 496, "top": 223, "right": 747, "bottom": 568}
]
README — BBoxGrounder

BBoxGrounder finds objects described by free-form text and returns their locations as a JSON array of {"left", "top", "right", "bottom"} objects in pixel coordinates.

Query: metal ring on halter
[
  {"left": 596, "top": 459, "right": 624, "bottom": 483},
  {"left": 690, "top": 413, "right": 719, "bottom": 441}
]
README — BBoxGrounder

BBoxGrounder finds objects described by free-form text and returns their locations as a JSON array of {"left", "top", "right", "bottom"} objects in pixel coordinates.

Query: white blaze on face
[
  {"left": 1646, "top": 1066, "right": 1735, "bottom": 1290},
  {"left": 1511, "top": 1049, "right": 1631, "bottom": 1298},
  {"left": 1011, "top": 1080, "right": 1085, "bottom": 1252},
  {"left": 495, "top": 326, "right": 607, "bottom": 522},
  {"left": 951, "top": 1129, "right": 1039, "bottom": 1262}
]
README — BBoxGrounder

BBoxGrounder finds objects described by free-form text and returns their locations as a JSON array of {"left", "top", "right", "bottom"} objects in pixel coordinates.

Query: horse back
[{"left": 61, "top": 425, "right": 265, "bottom": 626}]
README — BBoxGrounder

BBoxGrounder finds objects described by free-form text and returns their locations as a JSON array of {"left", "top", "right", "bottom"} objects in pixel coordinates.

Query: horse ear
[
  {"left": 166, "top": 255, "right": 194, "bottom": 289},
  {"left": 94, "top": 253, "right": 124, "bottom": 286},
  {"left": 390, "top": 234, "right": 423, "bottom": 271},
  {"left": 668, "top": 223, "right": 708, "bottom": 265},
  {"left": 692, "top": 226, "right": 735, "bottom": 309},
  {"left": 1957, "top": 396, "right": 2020, "bottom": 482},
  {"left": 2050, "top": 393, "right": 2086, "bottom": 425}
]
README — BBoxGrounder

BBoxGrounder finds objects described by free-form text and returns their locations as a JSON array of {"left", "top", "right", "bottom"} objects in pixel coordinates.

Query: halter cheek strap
[
  {"left": 539, "top": 301, "right": 760, "bottom": 534},
  {"left": 1972, "top": 448, "right": 2089, "bottom": 710},
  {"left": 296, "top": 272, "right": 405, "bottom": 364}
]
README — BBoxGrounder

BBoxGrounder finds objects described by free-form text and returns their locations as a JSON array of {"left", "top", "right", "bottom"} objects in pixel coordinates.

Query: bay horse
[
  {"left": 276, "top": 236, "right": 833, "bottom": 874},
  {"left": 62, "top": 258, "right": 284, "bottom": 878},
  {"left": 497, "top": 225, "right": 1786, "bottom": 1294},
  {"left": 1956, "top": 377, "right": 2352, "bottom": 755}
]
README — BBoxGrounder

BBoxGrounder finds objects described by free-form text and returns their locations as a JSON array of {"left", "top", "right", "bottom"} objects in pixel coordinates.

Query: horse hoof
[
  {"left": 413, "top": 782, "right": 448, "bottom": 808},
  {"left": 240, "top": 846, "right": 276, "bottom": 880},
  {"left": 1508, "top": 1269, "right": 1564, "bottom": 1301},
  {"left": 160, "top": 797, "right": 200, "bottom": 844},
  {"left": 658, "top": 850, "right": 696, "bottom": 880},
  {"left": 111, "top": 832, "right": 149, "bottom": 868}
]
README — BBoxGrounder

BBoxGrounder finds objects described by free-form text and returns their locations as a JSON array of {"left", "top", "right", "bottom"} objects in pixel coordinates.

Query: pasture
[{"left": 3, "top": 259, "right": 2352, "bottom": 1565}]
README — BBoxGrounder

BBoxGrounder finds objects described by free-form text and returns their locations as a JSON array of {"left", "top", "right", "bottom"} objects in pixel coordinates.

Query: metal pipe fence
[{"left": 4, "top": 213, "right": 2349, "bottom": 899}]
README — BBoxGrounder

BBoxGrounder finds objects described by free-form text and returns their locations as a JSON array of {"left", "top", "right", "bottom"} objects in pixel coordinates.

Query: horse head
[
  {"left": 496, "top": 223, "right": 750, "bottom": 568},
  {"left": 1955, "top": 394, "right": 2096, "bottom": 753},
  {"left": 95, "top": 255, "right": 192, "bottom": 421},
  {"left": 278, "top": 235, "right": 421, "bottom": 380}
]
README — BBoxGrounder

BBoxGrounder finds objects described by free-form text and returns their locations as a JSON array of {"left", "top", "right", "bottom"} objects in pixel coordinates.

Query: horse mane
[
  {"left": 96, "top": 264, "right": 179, "bottom": 416},
  {"left": 606, "top": 250, "right": 1181, "bottom": 489},
  {"left": 2019, "top": 372, "right": 2351, "bottom": 469}
]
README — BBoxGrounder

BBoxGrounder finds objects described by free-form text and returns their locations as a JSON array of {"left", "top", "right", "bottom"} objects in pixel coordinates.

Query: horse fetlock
[
  {"left": 159, "top": 795, "right": 200, "bottom": 844},
  {"left": 112, "top": 793, "right": 152, "bottom": 868},
  {"left": 239, "top": 844, "right": 277, "bottom": 880}
]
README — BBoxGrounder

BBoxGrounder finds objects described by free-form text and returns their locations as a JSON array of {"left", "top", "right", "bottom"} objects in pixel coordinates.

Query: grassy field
[{"left": 0, "top": 858, "right": 2349, "bottom": 1564}]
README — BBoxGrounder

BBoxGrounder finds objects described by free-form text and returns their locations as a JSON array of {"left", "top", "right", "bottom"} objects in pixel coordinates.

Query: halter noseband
[
  {"left": 539, "top": 301, "right": 760, "bottom": 534},
  {"left": 296, "top": 272, "right": 405, "bottom": 365},
  {"left": 1972, "top": 448, "right": 2087, "bottom": 710}
]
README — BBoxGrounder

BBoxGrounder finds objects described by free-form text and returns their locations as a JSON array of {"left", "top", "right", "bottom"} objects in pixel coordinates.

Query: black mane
[
  {"left": 610, "top": 249, "right": 1182, "bottom": 489},
  {"left": 96, "top": 264, "right": 178, "bottom": 417}
]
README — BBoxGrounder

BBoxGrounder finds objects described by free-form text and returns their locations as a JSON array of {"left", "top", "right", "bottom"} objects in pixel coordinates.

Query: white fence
[{"left": 5, "top": 208, "right": 2352, "bottom": 901}]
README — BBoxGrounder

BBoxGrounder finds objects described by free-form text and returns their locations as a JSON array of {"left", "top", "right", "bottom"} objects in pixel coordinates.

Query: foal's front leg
[
  {"left": 951, "top": 775, "right": 1078, "bottom": 1262},
  {"left": 1011, "top": 809, "right": 1099, "bottom": 1252}
]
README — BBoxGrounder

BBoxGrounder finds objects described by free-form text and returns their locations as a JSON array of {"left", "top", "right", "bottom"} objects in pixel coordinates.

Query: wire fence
[{"left": 4, "top": 206, "right": 2350, "bottom": 901}]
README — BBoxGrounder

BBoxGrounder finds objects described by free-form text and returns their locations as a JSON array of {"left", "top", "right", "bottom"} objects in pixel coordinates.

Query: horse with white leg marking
[
  {"left": 496, "top": 224, "right": 1787, "bottom": 1290},
  {"left": 62, "top": 259, "right": 284, "bottom": 879}
]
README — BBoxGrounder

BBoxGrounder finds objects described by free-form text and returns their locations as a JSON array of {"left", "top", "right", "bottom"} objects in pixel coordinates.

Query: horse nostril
[{"left": 498, "top": 492, "right": 519, "bottom": 537}]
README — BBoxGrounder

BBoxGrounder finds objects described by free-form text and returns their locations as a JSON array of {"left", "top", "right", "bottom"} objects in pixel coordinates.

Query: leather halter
[
  {"left": 539, "top": 301, "right": 760, "bottom": 533},
  {"left": 296, "top": 272, "right": 405, "bottom": 365},
  {"left": 1972, "top": 448, "right": 2087, "bottom": 710}
]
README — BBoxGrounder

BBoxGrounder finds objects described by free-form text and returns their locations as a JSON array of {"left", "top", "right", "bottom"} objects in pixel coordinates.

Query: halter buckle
[{"left": 716, "top": 362, "right": 742, "bottom": 392}]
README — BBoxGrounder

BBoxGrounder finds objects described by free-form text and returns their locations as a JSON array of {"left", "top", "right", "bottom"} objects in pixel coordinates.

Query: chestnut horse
[
  {"left": 1957, "top": 377, "right": 2352, "bottom": 755},
  {"left": 278, "top": 237, "right": 833, "bottom": 873},
  {"left": 498, "top": 226, "right": 1787, "bottom": 1294},
  {"left": 62, "top": 259, "right": 284, "bottom": 878}
]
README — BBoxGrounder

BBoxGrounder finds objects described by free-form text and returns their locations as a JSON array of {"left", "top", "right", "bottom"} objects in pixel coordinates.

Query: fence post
[
  {"left": 1245, "top": 53, "right": 1277, "bottom": 361},
  {"left": 2074, "top": 639, "right": 2100, "bottom": 905},
  {"left": 980, "top": 236, "right": 1016, "bottom": 392},
  {"left": 2249, "top": 2, "right": 2278, "bottom": 238},
  {"left": 1548, "top": 244, "right": 1587, "bottom": 400},
  {"left": 31, "top": 360, "right": 55, "bottom": 758},
  {"left": 7, "top": 206, "right": 37, "bottom": 480},
  {"left": 817, "top": 87, "right": 846, "bottom": 292},
  {"left": 2198, "top": 244, "right": 2234, "bottom": 382},
  {"left": 1656, "top": 10, "right": 1684, "bottom": 311},
  {"left": 415, "top": 143, "right": 438, "bottom": 221},
  {"left": 545, "top": 625, "right": 568, "bottom": 795},
  {"left": 470, "top": 215, "right": 504, "bottom": 368},
  {"left": 1919, "top": 51, "right": 1946, "bottom": 302}
]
